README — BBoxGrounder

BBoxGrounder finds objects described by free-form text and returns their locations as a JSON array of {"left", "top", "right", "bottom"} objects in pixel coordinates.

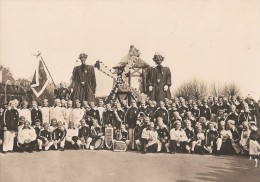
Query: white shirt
[
  {"left": 18, "top": 127, "right": 37, "bottom": 144},
  {"left": 147, "top": 130, "right": 158, "bottom": 146},
  {"left": 170, "top": 128, "right": 188, "bottom": 142},
  {"left": 70, "top": 108, "right": 85, "bottom": 127},
  {"left": 66, "top": 128, "right": 79, "bottom": 141},
  {"left": 141, "top": 128, "right": 149, "bottom": 139},
  {"left": 63, "top": 108, "right": 73, "bottom": 124},
  {"left": 220, "top": 130, "right": 232, "bottom": 140},
  {"left": 97, "top": 106, "right": 105, "bottom": 121},
  {"left": 19, "top": 109, "right": 31, "bottom": 123},
  {"left": 50, "top": 106, "right": 64, "bottom": 123},
  {"left": 40, "top": 107, "right": 50, "bottom": 124}
]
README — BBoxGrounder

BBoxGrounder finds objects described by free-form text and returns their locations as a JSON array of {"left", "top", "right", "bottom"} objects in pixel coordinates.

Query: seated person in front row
[
  {"left": 169, "top": 120, "right": 189, "bottom": 154},
  {"left": 17, "top": 120, "right": 37, "bottom": 153},
  {"left": 77, "top": 119, "right": 92, "bottom": 150},
  {"left": 157, "top": 117, "right": 170, "bottom": 153},
  {"left": 143, "top": 122, "right": 158, "bottom": 154},
  {"left": 204, "top": 122, "right": 219, "bottom": 154},
  {"left": 65, "top": 121, "right": 79, "bottom": 150},
  {"left": 140, "top": 120, "right": 150, "bottom": 154},
  {"left": 191, "top": 124, "right": 206, "bottom": 154},
  {"left": 89, "top": 119, "right": 104, "bottom": 150},
  {"left": 227, "top": 120, "right": 241, "bottom": 154},
  {"left": 239, "top": 121, "right": 251, "bottom": 154},
  {"left": 184, "top": 120, "right": 195, "bottom": 153},
  {"left": 248, "top": 121, "right": 260, "bottom": 167},
  {"left": 37, "top": 122, "right": 54, "bottom": 151},
  {"left": 52, "top": 121, "right": 66, "bottom": 151},
  {"left": 216, "top": 120, "right": 234, "bottom": 155}
]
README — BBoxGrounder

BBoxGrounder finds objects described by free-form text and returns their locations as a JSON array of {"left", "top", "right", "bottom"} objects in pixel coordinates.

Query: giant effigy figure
[
  {"left": 71, "top": 53, "right": 96, "bottom": 103},
  {"left": 146, "top": 52, "right": 172, "bottom": 102}
]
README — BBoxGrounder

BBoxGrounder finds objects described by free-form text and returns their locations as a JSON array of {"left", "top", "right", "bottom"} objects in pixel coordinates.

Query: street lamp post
[{"left": 4, "top": 80, "right": 12, "bottom": 103}]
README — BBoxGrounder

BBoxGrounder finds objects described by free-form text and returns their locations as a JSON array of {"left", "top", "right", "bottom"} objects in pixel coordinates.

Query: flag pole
[{"left": 32, "top": 51, "right": 57, "bottom": 88}]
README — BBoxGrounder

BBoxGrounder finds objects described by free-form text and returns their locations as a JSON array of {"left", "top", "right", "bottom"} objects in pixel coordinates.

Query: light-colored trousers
[
  {"left": 249, "top": 140, "right": 260, "bottom": 156},
  {"left": 54, "top": 140, "right": 65, "bottom": 149},
  {"left": 3, "top": 130, "right": 16, "bottom": 152},
  {"left": 77, "top": 137, "right": 92, "bottom": 149},
  {"left": 157, "top": 140, "right": 170, "bottom": 152},
  {"left": 37, "top": 139, "right": 54, "bottom": 151}
]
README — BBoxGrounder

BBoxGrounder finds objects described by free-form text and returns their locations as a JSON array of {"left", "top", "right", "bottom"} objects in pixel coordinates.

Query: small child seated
[
  {"left": 65, "top": 121, "right": 79, "bottom": 150},
  {"left": 89, "top": 119, "right": 104, "bottom": 150},
  {"left": 191, "top": 124, "right": 205, "bottom": 154},
  {"left": 52, "top": 121, "right": 66, "bottom": 151},
  {"left": 37, "top": 122, "right": 54, "bottom": 151},
  {"left": 77, "top": 119, "right": 92, "bottom": 149}
]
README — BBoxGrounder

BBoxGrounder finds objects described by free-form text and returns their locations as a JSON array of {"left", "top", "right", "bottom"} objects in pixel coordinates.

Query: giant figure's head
[
  {"left": 153, "top": 52, "right": 164, "bottom": 65},
  {"left": 78, "top": 53, "right": 88, "bottom": 65}
]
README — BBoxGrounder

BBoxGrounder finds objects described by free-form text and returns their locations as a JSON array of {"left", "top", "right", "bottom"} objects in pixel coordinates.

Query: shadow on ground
[{"left": 177, "top": 155, "right": 259, "bottom": 182}]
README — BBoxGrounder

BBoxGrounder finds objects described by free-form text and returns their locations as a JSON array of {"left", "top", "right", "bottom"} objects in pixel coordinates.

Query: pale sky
[{"left": 1, "top": 0, "right": 260, "bottom": 99}]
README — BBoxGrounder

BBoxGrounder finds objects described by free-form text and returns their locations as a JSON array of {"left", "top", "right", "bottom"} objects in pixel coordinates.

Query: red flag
[{"left": 31, "top": 58, "right": 50, "bottom": 97}]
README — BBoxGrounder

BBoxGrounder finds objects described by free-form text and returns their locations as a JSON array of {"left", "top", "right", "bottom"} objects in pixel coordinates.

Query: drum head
[{"left": 94, "top": 138, "right": 102, "bottom": 149}]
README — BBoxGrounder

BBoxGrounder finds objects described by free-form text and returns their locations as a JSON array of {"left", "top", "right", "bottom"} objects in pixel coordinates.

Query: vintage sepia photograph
[{"left": 0, "top": 0, "right": 260, "bottom": 181}]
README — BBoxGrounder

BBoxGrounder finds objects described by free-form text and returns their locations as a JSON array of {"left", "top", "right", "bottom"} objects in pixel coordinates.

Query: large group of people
[{"left": 0, "top": 96, "right": 260, "bottom": 165}]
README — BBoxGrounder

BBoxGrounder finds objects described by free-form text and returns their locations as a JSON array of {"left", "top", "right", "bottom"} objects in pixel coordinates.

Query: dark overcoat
[
  {"left": 146, "top": 65, "right": 172, "bottom": 102},
  {"left": 71, "top": 64, "right": 96, "bottom": 103}
]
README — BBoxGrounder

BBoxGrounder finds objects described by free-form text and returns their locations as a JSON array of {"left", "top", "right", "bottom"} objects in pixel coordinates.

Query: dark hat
[
  {"left": 79, "top": 53, "right": 88, "bottom": 59},
  {"left": 153, "top": 52, "right": 165, "bottom": 61}
]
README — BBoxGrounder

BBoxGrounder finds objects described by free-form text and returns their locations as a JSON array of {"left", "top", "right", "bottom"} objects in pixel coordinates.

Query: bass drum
[{"left": 94, "top": 138, "right": 103, "bottom": 150}]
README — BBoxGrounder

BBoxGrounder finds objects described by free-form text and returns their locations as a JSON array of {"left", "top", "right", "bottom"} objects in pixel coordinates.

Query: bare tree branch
[{"left": 174, "top": 79, "right": 208, "bottom": 100}]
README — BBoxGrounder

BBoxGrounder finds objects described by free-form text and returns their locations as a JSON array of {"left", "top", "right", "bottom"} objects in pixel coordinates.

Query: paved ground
[{"left": 0, "top": 150, "right": 259, "bottom": 182}]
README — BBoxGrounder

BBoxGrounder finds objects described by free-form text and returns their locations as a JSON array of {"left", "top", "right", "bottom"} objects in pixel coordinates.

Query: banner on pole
[{"left": 31, "top": 57, "right": 50, "bottom": 97}]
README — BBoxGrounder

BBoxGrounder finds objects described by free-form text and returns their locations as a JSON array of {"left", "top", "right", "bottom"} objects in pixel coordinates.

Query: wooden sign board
[{"left": 105, "top": 127, "right": 113, "bottom": 149}]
